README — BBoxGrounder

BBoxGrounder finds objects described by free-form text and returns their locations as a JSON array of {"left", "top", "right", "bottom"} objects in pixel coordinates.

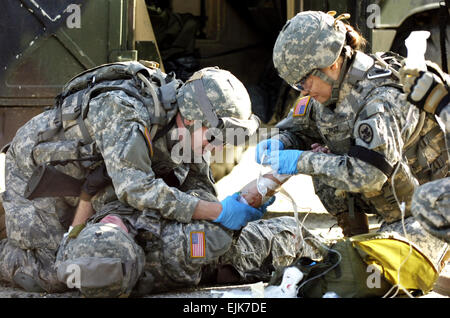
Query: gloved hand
[
  {"left": 267, "top": 149, "right": 303, "bottom": 175},
  {"left": 259, "top": 195, "right": 276, "bottom": 213},
  {"left": 215, "top": 193, "right": 265, "bottom": 230},
  {"left": 255, "top": 138, "right": 284, "bottom": 164},
  {"left": 399, "top": 60, "right": 449, "bottom": 115}
]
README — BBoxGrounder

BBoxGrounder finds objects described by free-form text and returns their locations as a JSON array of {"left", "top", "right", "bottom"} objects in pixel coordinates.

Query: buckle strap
[{"left": 348, "top": 145, "right": 394, "bottom": 177}]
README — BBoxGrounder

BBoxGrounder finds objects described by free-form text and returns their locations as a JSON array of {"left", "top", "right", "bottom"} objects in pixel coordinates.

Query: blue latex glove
[
  {"left": 215, "top": 193, "right": 265, "bottom": 230},
  {"left": 267, "top": 149, "right": 303, "bottom": 175},
  {"left": 259, "top": 195, "right": 276, "bottom": 214},
  {"left": 255, "top": 138, "right": 284, "bottom": 164}
]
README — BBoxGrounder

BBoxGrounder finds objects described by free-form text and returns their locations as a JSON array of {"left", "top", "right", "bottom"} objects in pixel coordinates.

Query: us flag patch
[
  {"left": 190, "top": 231, "right": 206, "bottom": 258},
  {"left": 293, "top": 96, "right": 310, "bottom": 117}
]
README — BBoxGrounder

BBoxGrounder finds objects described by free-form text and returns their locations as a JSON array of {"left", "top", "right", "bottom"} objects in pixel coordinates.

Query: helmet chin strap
[{"left": 318, "top": 46, "right": 352, "bottom": 106}]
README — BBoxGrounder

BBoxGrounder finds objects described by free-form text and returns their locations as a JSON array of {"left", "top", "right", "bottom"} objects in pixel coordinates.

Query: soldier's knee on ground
[
  {"left": 56, "top": 222, "right": 145, "bottom": 298},
  {"left": 0, "top": 239, "right": 66, "bottom": 293}
]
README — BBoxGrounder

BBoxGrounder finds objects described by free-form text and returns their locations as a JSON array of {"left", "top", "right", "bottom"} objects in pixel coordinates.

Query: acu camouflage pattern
[
  {"left": 0, "top": 110, "right": 73, "bottom": 292},
  {"left": 411, "top": 105, "right": 450, "bottom": 244},
  {"left": 56, "top": 222, "right": 145, "bottom": 297},
  {"left": 0, "top": 62, "right": 211, "bottom": 291},
  {"left": 176, "top": 67, "right": 252, "bottom": 127},
  {"left": 0, "top": 61, "right": 302, "bottom": 295},
  {"left": 134, "top": 215, "right": 309, "bottom": 294},
  {"left": 72, "top": 199, "right": 307, "bottom": 295},
  {"left": 272, "top": 49, "right": 448, "bottom": 265},
  {"left": 273, "top": 11, "right": 347, "bottom": 85}
]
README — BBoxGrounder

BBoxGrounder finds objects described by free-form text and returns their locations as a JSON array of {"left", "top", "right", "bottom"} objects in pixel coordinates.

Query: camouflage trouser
[
  {"left": 86, "top": 199, "right": 308, "bottom": 295},
  {"left": 312, "top": 177, "right": 376, "bottom": 217},
  {"left": 137, "top": 217, "right": 310, "bottom": 292},
  {"left": 411, "top": 178, "right": 450, "bottom": 244},
  {"left": 134, "top": 215, "right": 306, "bottom": 295},
  {"left": 0, "top": 153, "right": 70, "bottom": 292}
]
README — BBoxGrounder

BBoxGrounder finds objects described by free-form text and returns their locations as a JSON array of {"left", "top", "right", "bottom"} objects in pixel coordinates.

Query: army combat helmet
[
  {"left": 273, "top": 11, "right": 351, "bottom": 104},
  {"left": 176, "top": 67, "right": 260, "bottom": 146},
  {"left": 56, "top": 222, "right": 145, "bottom": 298}
]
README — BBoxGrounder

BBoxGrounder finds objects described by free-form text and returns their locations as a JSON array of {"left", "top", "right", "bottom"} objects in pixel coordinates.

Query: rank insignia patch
[
  {"left": 293, "top": 96, "right": 311, "bottom": 117},
  {"left": 190, "top": 231, "right": 206, "bottom": 258},
  {"left": 358, "top": 123, "right": 374, "bottom": 144}
]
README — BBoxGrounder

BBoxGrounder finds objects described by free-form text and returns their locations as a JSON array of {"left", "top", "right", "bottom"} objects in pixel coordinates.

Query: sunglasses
[{"left": 291, "top": 69, "right": 319, "bottom": 92}]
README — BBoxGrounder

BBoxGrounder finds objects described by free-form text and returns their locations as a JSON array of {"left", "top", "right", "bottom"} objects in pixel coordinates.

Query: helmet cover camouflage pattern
[
  {"left": 273, "top": 11, "right": 347, "bottom": 85},
  {"left": 59, "top": 223, "right": 145, "bottom": 298},
  {"left": 176, "top": 67, "right": 252, "bottom": 128}
]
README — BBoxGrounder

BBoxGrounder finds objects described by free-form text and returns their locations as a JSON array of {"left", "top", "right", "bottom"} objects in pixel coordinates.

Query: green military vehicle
[{"left": 0, "top": 0, "right": 448, "bottom": 239}]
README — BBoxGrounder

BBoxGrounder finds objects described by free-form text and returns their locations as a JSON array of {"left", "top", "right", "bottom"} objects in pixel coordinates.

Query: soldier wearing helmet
[
  {"left": 399, "top": 52, "right": 450, "bottom": 244},
  {"left": 256, "top": 10, "right": 448, "bottom": 266},
  {"left": 0, "top": 62, "right": 303, "bottom": 296}
]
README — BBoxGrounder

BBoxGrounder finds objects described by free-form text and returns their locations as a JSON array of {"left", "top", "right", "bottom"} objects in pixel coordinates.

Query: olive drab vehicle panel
[
  {"left": 0, "top": 0, "right": 163, "bottom": 239},
  {"left": 0, "top": 0, "right": 163, "bottom": 147}
]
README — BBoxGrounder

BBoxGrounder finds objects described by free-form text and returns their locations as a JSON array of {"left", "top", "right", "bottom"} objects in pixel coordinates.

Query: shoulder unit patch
[
  {"left": 292, "top": 96, "right": 311, "bottom": 117},
  {"left": 358, "top": 123, "right": 374, "bottom": 144}
]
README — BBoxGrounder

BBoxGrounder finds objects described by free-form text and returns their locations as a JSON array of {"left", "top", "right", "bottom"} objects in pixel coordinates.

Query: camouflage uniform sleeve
[
  {"left": 297, "top": 91, "right": 415, "bottom": 193},
  {"left": 275, "top": 99, "right": 323, "bottom": 150},
  {"left": 87, "top": 91, "right": 199, "bottom": 223},
  {"left": 180, "top": 161, "right": 219, "bottom": 202}
]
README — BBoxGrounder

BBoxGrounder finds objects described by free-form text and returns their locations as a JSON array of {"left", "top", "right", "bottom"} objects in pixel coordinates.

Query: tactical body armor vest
[
  {"left": 26, "top": 61, "right": 182, "bottom": 199},
  {"left": 315, "top": 51, "right": 448, "bottom": 223}
]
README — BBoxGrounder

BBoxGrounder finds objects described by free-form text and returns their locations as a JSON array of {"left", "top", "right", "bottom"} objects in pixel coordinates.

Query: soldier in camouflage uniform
[
  {"left": 399, "top": 58, "right": 450, "bottom": 244},
  {"left": 0, "top": 62, "right": 304, "bottom": 296},
  {"left": 255, "top": 11, "right": 448, "bottom": 266}
]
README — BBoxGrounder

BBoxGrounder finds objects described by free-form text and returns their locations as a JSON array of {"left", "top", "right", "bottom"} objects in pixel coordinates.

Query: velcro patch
[
  {"left": 190, "top": 231, "right": 206, "bottom": 258},
  {"left": 358, "top": 123, "right": 374, "bottom": 144},
  {"left": 293, "top": 96, "right": 310, "bottom": 117},
  {"left": 143, "top": 126, "right": 154, "bottom": 157}
]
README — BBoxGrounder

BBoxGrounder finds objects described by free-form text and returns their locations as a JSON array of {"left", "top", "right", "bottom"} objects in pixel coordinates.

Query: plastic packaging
[
  {"left": 238, "top": 170, "right": 291, "bottom": 208},
  {"left": 404, "top": 31, "right": 430, "bottom": 71}
]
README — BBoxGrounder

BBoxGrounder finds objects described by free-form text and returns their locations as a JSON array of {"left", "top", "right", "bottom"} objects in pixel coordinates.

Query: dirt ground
[{"left": 0, "top": 146, "right": 448, "bottom": 299}]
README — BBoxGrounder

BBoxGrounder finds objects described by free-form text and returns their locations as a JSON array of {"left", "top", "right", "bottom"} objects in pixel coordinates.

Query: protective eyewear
[{"left": 291, "top": 69, "right": 319, "bottom": 92}]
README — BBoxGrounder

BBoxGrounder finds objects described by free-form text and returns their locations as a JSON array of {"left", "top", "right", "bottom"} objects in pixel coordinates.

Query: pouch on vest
[
  {"left": 57, "top": 257, "right": 125, "bottom": 296},
  {"left": 24, "top": 164, "right": 84, "bottom": 199}
]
